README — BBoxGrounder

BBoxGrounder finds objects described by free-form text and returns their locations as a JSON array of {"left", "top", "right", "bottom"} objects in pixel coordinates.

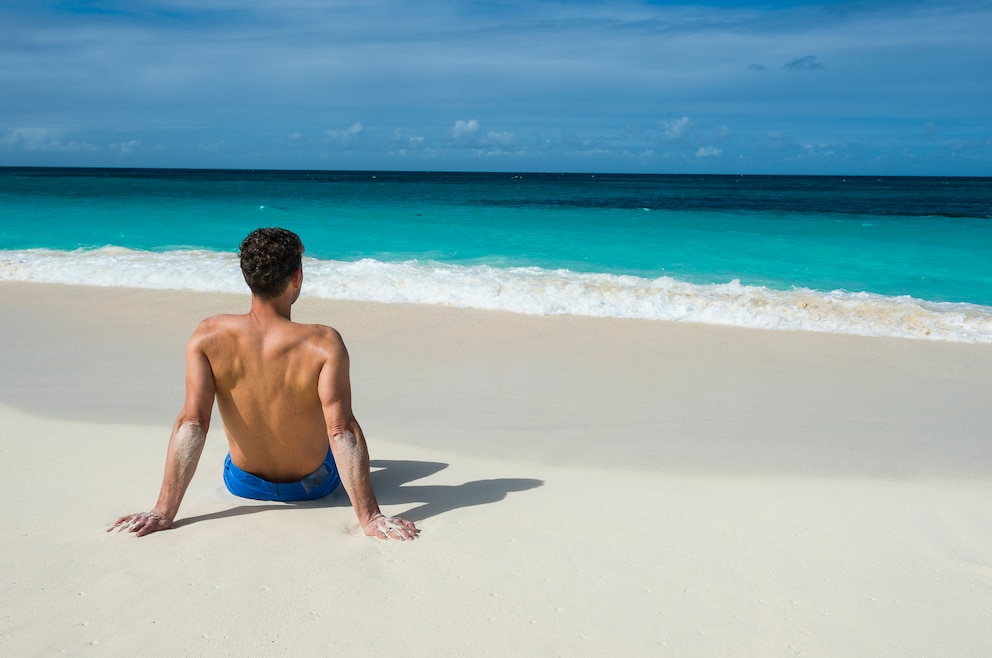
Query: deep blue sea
[{"left": 2, "top": 167, "right": 991, "bottom": 342}]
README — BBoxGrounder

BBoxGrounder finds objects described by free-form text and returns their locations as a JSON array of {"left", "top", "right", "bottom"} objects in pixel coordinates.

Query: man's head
[{"left": 239, "top": 227, "right": 305, "bottom": 300}]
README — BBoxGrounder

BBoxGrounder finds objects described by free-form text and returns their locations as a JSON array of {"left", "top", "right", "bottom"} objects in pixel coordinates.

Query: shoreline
[
  {"left": 2, "top": 280, "right": 992, "bottom": 655},
  {"left": 4, "top": 248, "right": 992, "bottom": 344}
]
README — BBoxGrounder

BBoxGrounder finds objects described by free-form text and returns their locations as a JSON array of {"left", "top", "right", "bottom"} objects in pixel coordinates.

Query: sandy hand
[
  {"left": 108, "top": 510, "right": 172, "bottom": 537},
  {"left": 364, "top": 514, "right": 420, "bottom": 541}
]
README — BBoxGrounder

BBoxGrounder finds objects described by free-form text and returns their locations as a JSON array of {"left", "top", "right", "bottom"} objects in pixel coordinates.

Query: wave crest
[{"left": 3, "top": 247, "right": 990, "bottom": 343}]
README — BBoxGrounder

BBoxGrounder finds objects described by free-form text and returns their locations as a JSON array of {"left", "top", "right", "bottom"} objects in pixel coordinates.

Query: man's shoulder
[
  {"left": 297, "top": 322, "right": 346, "bottom": 350},
  {"left": 192, "top": 313, "right": 244, "bottom": 336},
  {"left": 280, "top": 323, "right": 346, "bottom": 371},
  {"left": 185, "top": 313, "right": 246, "bottom": 349}
]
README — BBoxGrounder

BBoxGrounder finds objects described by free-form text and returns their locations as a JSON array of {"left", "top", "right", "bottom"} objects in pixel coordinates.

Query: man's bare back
[
  {"left": 201, "top": 311, "right": 345, "bottom": 482},
  {"left": 109, "top": 227, "right": 418, "bottom": 541}
]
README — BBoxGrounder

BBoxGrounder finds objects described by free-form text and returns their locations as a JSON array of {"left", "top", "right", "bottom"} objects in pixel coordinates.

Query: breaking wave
[{"left": 3, "top": 247, "right": 991, "bottom": 343}]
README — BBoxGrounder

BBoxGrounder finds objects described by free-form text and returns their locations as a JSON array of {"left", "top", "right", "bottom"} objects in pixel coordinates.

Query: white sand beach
[{"left": 2, "top": 281, "right": 991, "bottom": 656}]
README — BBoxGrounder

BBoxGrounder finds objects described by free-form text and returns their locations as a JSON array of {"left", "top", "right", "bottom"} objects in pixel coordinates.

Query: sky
[{"left": 1, "top": 0, "right": 990, "bottom": 175}]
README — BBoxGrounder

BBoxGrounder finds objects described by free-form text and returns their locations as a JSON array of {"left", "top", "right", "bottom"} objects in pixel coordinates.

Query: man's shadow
[
  {"left": 367, "top": 459, "right": 543, "bottom": 523},
  {"left": 174, "top": 459, "right": 542, "bottom": 528}
]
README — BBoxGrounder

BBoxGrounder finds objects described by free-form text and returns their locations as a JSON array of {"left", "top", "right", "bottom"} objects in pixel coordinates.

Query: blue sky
[{"left": 1, "top": 0, "right": 989, "bottom": 175}]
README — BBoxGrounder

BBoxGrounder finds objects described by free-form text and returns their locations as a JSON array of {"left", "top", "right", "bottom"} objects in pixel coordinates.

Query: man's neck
[{"left": 248, "top": 295, "right": 293, "bottom": 322}]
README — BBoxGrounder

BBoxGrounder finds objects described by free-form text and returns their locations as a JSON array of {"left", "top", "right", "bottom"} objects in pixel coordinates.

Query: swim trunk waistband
[{"left": 223, "top": 448, "right": 341, "bottom": 502}]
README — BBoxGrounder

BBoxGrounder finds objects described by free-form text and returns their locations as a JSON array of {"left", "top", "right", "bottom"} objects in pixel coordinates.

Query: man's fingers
[
  {"left": 383, "top": 520, "right": 419, "bottom": 541},
  {"left": 108, "top": 515, "right": 133, "bottom": 531},
  {"left": 394, "top": 519, "right": 420, "bottom": 538},
  {"left": 369, "top": 515, "right": 419, "bottom": 541},
  {"left": 108, "top": 512, "right": 170, "bottom": 537}
]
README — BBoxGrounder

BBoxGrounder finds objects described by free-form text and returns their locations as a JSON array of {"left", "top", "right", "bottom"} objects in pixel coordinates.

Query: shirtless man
[{"left": 110, "top": 227, "right": 419, "bottom": 541}]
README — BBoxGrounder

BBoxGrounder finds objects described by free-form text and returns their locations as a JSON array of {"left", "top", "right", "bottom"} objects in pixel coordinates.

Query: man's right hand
[
  {"left": 363, "top": 514, "right": 420, "bottom": 541},
  {"left": 108, "top": 510, "right": 173, "bottom": 537}
]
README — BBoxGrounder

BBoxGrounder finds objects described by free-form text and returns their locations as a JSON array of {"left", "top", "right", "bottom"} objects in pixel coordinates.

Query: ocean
[{"left": 2, "top": 167, "right": 990, "bottom": 343}]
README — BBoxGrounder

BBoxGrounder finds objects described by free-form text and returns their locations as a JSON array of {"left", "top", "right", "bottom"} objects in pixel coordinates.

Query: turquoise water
[{"left": 2, "top": 168, "right": 991, "bottom": 341}]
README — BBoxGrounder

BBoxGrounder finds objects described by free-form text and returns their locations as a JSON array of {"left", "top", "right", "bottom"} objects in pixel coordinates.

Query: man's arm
[
  {"left": 109, "top": 330, "right": 216, "bottom": 537},
  {"left": 318, "top": 330, "right": 419, "bottom": 541}
]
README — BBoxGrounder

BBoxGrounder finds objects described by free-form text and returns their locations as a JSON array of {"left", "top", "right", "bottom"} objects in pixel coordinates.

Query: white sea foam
[{"left": 3, "top": 247, "right": 991, "bottom": 343}]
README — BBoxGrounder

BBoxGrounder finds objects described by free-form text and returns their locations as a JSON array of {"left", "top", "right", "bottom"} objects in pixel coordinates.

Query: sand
[{"left": 1, "top": 281, "right": 991, "bottom": 656}]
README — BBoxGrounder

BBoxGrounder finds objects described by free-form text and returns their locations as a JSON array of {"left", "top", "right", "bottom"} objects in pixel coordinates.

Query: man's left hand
[
  {"left": 363, "top": 514, "right": 420, "bottom": 541},
  {"left": 108, "top": 510, "right": 173, "bottom": 537}
]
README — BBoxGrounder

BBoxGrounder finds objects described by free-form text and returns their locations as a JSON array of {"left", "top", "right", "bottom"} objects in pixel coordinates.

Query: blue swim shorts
[{"left": 223, "top": 448, "right": 341, "bottom": 502}]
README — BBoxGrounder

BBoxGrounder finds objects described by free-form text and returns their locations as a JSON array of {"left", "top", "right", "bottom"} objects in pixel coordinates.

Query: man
[{"left": 110, "top": 227, "right": 419, "bottom": 541}]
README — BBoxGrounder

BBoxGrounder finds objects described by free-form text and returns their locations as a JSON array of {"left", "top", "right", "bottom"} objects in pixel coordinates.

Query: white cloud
[
  {"left": 663, "top": 117, "right": 692, "bottom": 140},
  {"left": 484, "top": 130, "right": 516, "bottom": 146},
  {"left": 324, "top": 122, "right": 364, "bottom": 144},
  {"left": 2, "top": 127, "right": 94, "bottom": 152},
  {"left": 695, "top": 146, "right": 723, "bottom": 158},
  {"left": 476, "top": 146, "right": 527, "bottom": 158},
  {"left": 451, "top": 119, "right": 514, "bottom": 148},
  {"left": 111, "top": 140, "right": 142, "bottom": 154},
  {"left": 576, "top": 148, "right": 615, "bottom": 158},
  {"left": 452, "top": 119, "right": 480, "bottom": 139},
  {"left": 393, "top": 128, "right": 425, "bottom": 145},
  {"left": 2, "top": 128, "right": 54, "bottom": 149}
]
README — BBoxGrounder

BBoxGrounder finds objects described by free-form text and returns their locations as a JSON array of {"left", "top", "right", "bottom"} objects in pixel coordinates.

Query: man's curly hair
[{"left": 238, "top": 228, "right": 304, "bottom": 300}]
